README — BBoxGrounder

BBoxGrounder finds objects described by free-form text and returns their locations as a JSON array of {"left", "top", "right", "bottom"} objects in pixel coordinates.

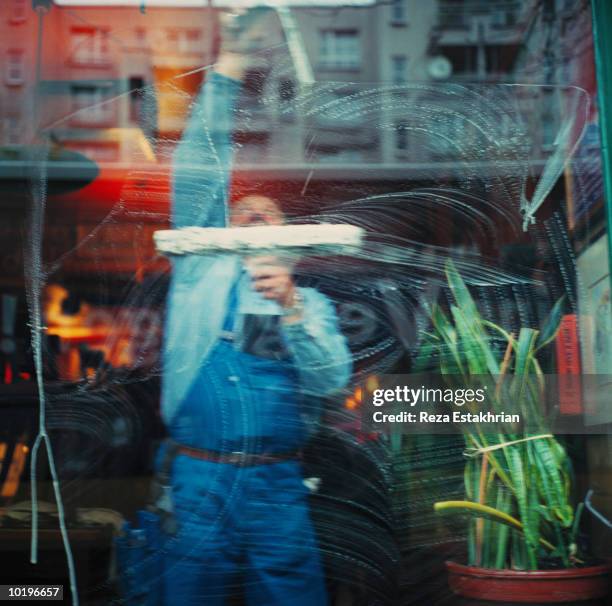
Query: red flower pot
[{"left": 446, "top": 561, "right": 611, "bottom": 603}]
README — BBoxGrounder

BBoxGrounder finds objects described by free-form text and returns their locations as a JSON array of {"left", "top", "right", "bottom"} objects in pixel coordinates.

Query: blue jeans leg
[
  {"left": 243, "top": 462, "right": 328, "bottom": 606},
  {"left": 162, "top": 457, "right": 240, "bottom": 606},
  {"left": 159, "top": 458, "right": 327, "bottom": 606}
]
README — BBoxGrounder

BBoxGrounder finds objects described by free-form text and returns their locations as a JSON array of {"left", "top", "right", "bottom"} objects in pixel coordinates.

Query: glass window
[
  {"left": 392, "top": 55, "right": 407, "bottom": 84},
  {"left": 128, "top": 75, "right": 145, "bottom": 123},
  {"left": 1, "top": 2, "right": 612, "bottom": 604},
  {"left": 70, "top": 27, "right": 110, "bottom": 66},
  {"left": 438, "top": 2, "right": 467, "bottom": 29},
  {"left": 440, "top": 45, "right": 478, "bottom": 76},
  {"left": 395, "top": 123, "right": 408, "bottom": 151},
  {"left": 3, "top": 115, "right": 20, "bottom": 145},
  {"left": 391, "top": 0, "right": 406, "bottom": 24},
  {"left": 9, "top": 0, "right": 27, "bottom": 24},
  {"left": 319, "top": 29, "right": 360, "bottom": 69},
  {"left": 165, "top": 28, "right": 202, "bottom": 54},
  {"left": 317, "top": 148, "right": 364, "bottom": 163},
  {"left": 134, "top": 27, "right": 147, "bottom": 48},
  {"left": 5, "top": 49, "right": 24, "bottom": 85},
  {"left": 70, "top": 85, "right": 114, "bottom": 125},
  {"left": 279, "top": 79, "right": 295, "bottom": 102},
  {"left": 491, "top": 9, "right": 517, "bottom": 27},
  {"left": 485, "top": 44, "right": 519, "bottom": 74}
]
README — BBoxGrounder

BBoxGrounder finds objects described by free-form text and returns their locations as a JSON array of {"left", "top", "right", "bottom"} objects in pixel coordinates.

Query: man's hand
[
  {"left": 214, "top": 51, "right": 249, "bottom": 82},
  {"left": 214, "top": 8, "right": 271, "bottom": 81},
  {"left": 246, "top": 256, "right": 297, "bottom": 309}
]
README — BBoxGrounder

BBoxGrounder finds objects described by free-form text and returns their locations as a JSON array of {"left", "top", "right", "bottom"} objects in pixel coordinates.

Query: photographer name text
[{"left": 370, "top": 386, "right": 520, "bottom": 424}]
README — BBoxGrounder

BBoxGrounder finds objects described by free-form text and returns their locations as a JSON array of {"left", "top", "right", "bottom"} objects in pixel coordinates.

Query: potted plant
[{"left": 415, "top": 260, "right": 610, "bottom": 603}]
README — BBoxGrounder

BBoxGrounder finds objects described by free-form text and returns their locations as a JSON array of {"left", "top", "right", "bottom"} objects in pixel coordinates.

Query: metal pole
[{"left": 591, "top": 0, "right": 612, "bottom": 298}]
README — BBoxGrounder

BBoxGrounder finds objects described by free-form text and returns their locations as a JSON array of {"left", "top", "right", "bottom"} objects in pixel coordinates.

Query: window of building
[
  {"left": 134, "top": 27, "right": 147, "bottom": 48},
  {"left": 278, "top": 79, "right": 295, "bottom": 121},
  {"left": 3, "top": 116, "right": 20, "bottom": 145},
  {"left": 9, "top": 0, "right": 27, "bottom": 24},
  {"left": 439, "top": 6, "right": 467, "bottom": 29},
  {"left": 319, "top": 30, "right": 360, "bottom": 70},
  {"left": 129, "top": 76, "right": 145, "bottom": 123},
  {"left": 485, "top": 45, "right": 518, "bottom": 74},
  {"left": 71, "top": 85, "right": 114, "bottom": 126},
  {"left": 70, "top": 27, "right": 111, "bottom": 66},
  {"left": 391, "top": 0, "right": 407, "bottom": 24},
  {"left": 392, "top": 55, "right": 408, "bottom": 84},
  {"left": 166, "top": 28, "right": 202, "bottom": 54},
  {"left": 395, "top": 124, "right": 408, "bottom": 151},
  {"left": 491, "top": 9, "right": 517, "bottom": 27},
  {"left": 279, "top": 79, "right": 295, "bottom": 103},
  {"left": 316, "top": 148, "right": 364, "bottom": 163},
  {"left": 5, "top": 50, "right": 25, "bottom": 86},
  {"left": 440, "top": 45, "right": 478, "bottom": 75}
]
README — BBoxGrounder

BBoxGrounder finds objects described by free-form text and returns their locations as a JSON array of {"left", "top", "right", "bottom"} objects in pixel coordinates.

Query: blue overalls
[
  {"left": 161, "top": 280, "right": 329, "bottom": 606},
  {"left": 159, "top": 71, "right": 351, "bottom": 605}
]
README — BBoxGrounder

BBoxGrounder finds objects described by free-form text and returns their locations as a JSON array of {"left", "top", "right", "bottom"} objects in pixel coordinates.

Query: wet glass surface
[{"left": 0, "top": 1, "right": 611, "bottom": 605}]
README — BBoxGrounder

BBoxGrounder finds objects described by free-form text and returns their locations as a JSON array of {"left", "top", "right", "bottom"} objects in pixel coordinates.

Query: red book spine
[{"left": 555, "top": 314, "right": 583, "bottom": 414}]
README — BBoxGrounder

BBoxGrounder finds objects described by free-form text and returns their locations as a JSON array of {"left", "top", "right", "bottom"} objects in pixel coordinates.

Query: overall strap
[{"left": 221, "top": 275, "right": 241, "bottom": 332}]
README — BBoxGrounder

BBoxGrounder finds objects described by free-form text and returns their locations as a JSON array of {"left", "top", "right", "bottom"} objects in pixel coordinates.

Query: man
[{"left": 159, "top": 16, "right": 352, "bottom": 606}]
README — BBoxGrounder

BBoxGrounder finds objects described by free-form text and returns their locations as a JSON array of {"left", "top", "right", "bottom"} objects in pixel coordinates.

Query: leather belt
[{"left": 176, "top": 444, "right": 300, "bottom": 466}]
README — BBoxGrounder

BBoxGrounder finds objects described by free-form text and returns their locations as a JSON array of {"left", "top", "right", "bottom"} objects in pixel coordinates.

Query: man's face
[{"left": 230, "top": 195, "right": 284, "bottom": 226}]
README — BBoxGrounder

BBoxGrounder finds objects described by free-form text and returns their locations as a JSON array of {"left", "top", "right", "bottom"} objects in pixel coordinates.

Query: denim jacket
[{"left": 161, "top": 72, "right": 352, "bottom": 424}]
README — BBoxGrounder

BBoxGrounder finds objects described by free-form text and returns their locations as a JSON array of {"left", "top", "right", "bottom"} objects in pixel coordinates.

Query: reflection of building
[
  {"left": 0, "top": 1, "right": 592, "bottom": 172},
  {"left": 512, "top": 0, "right": 598, "bottom": 158},
  {"left": 0, "top": 3, "right": 216, "bottom": 163},
  {"left": 0, "top": 1, "right": 533, "bottom": 168},
  {"left": 431, "top": 0, "right": 527, "bottom": 81},
  {"left": 1, "top": 0, "right": 37, "bottom": 145}
]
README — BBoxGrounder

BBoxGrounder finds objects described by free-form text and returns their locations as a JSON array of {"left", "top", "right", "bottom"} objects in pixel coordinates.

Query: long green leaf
[
  {"left": 451, "top": 305, "right": 499, "bottom": 375},
  {"left": 512, "top": 328, "right": 539, "bottom": 410},
  {"left": 494, "top": 489, "right": 512, "bottom": 568},
  {"left": 445, "top": 260, "right": 480, "bottom": 321},
  {"left": 506, "top": 445, "right": 538, "bottom": 562},
  {"left": 433, "top": 500, "right": 555, "bottom": 551},
  {"left": 431, "top": 304, "right": 466, "bottom": 377},
  {"left": 535, "top": 295, "right": 566, "bottom": 351},
  {"left": 514, "top": 328, "right": 539, "bottom": 378}
]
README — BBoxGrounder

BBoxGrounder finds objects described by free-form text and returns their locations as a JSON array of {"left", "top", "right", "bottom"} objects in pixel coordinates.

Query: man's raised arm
[{"left": 171, "top": 54, "right": 246, "bottom": 229}]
